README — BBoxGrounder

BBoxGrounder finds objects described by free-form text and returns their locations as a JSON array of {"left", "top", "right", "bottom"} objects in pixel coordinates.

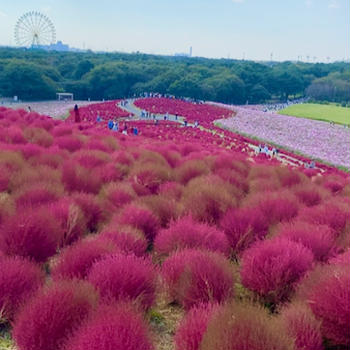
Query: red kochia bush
[
  {"left": 55, "top": 135, "right": 83, "bottom": 152},
  {"left": 51, "top": 238, "right": 116, "bottom": 280},
  {"left": 175, "top": 159, "right": 210, "bottom": 184},
  {"left": 182, "top": 176, "right": 238, "bottom": 224},
  {"left": 161, "top": 249, "right": 234, "bottom": 309},
  {"left": 245, "top": 191, "right": 299, "bottom": 226},
  {"left": 65, "top": 303, "right": 153, "bottom": 350},
  {"left": 175, "top": 303, "right": 219, "bottom": 350},
  {"left": 100, "top": 182, "right": 137, "bottom": 209},
  {"left": 14, "top": 184, "right": 61, "bottom": 208},
  {"left": 138, "top": 194, "right": 180, "bottom": 228},
  {"left": 305, "top": 265, "right": 350, "bottom": 346},
  {"left": 116, "top": 204, "right": 160, "bottom": 242},
  {"left": 88, "top": 254, "right": 156, "bottom": 310},
  {"left": 293, "top": 183, "right": 323, "bottom": 207},
  {"left": 99, "top": 226, "right": 148, "bottom": 257},
  {"left": 0, "top": 207, "right": 61, "bottom": 263},
  {"left": 0, "top": 256, "right": 43, "bottom": 320},
  {"left": 201, "top": 302, "right": 293, "bottom": 350},
  {"left": 12, "top": 280, "right": 98, "bottom": 350},
  {"left": 159, "top": 181, "right": 184, "bottom": 200},
  {"left": 71, "top": 192, "right": 103, "bottom": 231},
  {"left": 154, "top": 216, "right": 230, "bottom": 257},
  {"left": 279, "top": 302, "right": 323, "bottom": 350},
  {"left": 298, "top": 201, "right": 349, "bottom": 234},
  {"left": 62, "top": 160, "right": 102, "bottom": 194},
  {"left": 50, "top": 198, "right": 87, "bottom": 247},
  {"left": 220, "top": 207, "right": 268, "bottom": 256},
  {"left": 240, "top": 238, "right": 313, "bottom": 304},
  {"left": 278, "top": 221, "right": 335, "bottom": 261}
]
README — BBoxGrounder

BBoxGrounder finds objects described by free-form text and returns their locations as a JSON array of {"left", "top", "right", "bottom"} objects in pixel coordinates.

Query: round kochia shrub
[
  {"left": 201, "top": 302, "right": 293, "bottom": 350},
  {"left": 154, "top": 216, "right": 230, "bottom": 257},
  {"left": 50, "top": 198, "right": 87, "bottom": 247},
  {"left": 293, "top": 183, "right": 323, "bottom": 207},
  {"left": 137, "top": 194, "right": 180, "bottom": 228},
  {"left": 62, "top": 160, "right": 102, "bottom": 194},
  {"left": 175, "top": 303, "right": 219, "bottom": 350},
  {"left": 246, "top": 191, "right": 299, "bottom": 226},
  {"left": 298, "top": 201, "right": 349, "bottom": 234},
  {"left": 99, "top": 226, "right": 148, "bottom": 257},
  {"left": 161, "top": 249, "right": 234, "bottom": 309},
  {"left": 12, "top": 280, "right": 98, "bottom": 350},
  {"left": 302, "top": 265, "right": 350, "bottom": 346},
  {"left": 99, "top": 182, "right": 136, "bottom": 209},
  {"left": 0, "top": 256, "right": 43, "bottom": 320},
  {"left": 116, "top": 204, "right": 160, "bottom": 242},
  {"left": 279, "top": 302, "right": 323, "bottom": 350},
  {"left": 181, "top": 176, "right": 238, "bottom": 224},
  {"left": 88, "top": 254, "right": 156, "bottom": 310},
  {"left": 55, "top": 135, "right": 82, "bottom": 152},
  {"left": 14, "top": 183, "right": 61, "bottom": 208},
  {"left": 51, "top": 238, "right": 116, "bottom": 280},
  {"left": 278, "top": 221, "right": 335, "bottom": 261},
  {"left": 65, "top": 303, "right": 153, "bottom": 350},
  {"left": 0, "top": 206, "right": 61, "bottom": 263},
  {"left": 71, "top": 192, "right": 103, "bottom": 232},
  {"left": 220, "top": 207, "right": 268, "bottom": 256},
  {"left": 240, "top": 238, "right": 313, "bottom": 304}
]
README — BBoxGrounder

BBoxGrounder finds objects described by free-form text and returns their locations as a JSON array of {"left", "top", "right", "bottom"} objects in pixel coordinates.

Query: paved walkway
[
  {"left": 119, "top": 99, "right": 326, "bottom": 171},
  {"left": 117, "top": 99, "right": 292, "bottom": 162}
]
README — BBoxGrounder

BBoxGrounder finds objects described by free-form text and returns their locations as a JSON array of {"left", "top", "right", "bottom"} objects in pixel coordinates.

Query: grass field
[{"left": 278, "top": 103, "right": 350, "bottom": 125}]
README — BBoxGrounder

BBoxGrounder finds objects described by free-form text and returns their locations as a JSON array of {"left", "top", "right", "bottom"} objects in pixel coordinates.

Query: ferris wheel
[{"left": 14, "top": 11, "right": 56, "bottom": 47}]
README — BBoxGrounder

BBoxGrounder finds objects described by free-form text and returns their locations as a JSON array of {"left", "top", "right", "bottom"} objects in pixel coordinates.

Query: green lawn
[{"left": 278, "top": 103, "right": 350, "bottom": 125}]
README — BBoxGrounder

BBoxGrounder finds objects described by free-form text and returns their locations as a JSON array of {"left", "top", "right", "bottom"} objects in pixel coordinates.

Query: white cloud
[
  {"left": 0, "top": 10, "right": 7, "bottom": 17},
  {"left": 305, "top": 0, "right": 313, "bottom": 8},
  {"left": 328, "top": 0, "right": 339, "bottom": 8}
]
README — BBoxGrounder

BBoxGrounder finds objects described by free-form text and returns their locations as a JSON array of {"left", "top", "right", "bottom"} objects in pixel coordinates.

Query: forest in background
[{"left": 0, "top": 47, "right": 349, "bottom": 104}]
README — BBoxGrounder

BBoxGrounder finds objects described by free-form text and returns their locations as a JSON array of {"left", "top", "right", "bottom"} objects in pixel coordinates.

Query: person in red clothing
[{"left": 74, "top": 104, "right": 81, "bottom": 123}]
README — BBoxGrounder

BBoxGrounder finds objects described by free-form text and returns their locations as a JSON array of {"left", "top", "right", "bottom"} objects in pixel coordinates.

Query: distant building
[
  {"left": 174, "top": 47, "right": 193, "bottom": 57},
  {"left": 32, "top": 41, "right": 86, "bottom": 53},
  {"left": 48, "top": 41, "right": 69, "bottom": 51}
]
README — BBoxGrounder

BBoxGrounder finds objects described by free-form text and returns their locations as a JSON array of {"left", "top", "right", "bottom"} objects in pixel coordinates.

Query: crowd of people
[
  {"left": 139, "top": 107, "right": 199, "bottom": 128},
  {"left": 261, "top": 98, "right": 309, "bottom": 112},
  {"left": 257, "top": 144, "right": 279, "bottom": 158},
  {"left": 105, "top": 117, "right": 139, "bottom": 135},
  {"left": 137, "top": 92, "right": 204, "bottom": 105},
  {"left": 73, "top": 103, "right": 139, "bottom": 136}
]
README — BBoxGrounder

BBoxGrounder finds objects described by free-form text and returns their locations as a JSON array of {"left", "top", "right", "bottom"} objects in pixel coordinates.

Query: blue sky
[{"left": 0, "top": 0, "right": 348, "bottom": 62}]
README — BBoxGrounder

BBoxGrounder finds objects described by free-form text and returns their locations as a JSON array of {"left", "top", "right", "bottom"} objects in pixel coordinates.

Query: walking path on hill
[{"left": 118, "top": 99, "right": 314, "bottom": 170}]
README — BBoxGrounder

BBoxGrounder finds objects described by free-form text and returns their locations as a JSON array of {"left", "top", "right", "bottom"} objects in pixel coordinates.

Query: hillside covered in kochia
[
  {"left": 0, "top": 101, "right": 349, "bottom": 350},
  {"left": 0, "top": 47, "right": 349, "bottom": 103}
]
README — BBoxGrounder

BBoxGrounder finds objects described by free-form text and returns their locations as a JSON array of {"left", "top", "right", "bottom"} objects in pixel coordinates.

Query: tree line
[{"left": 0, "top": 47, "right": 349, "bottom": 104}]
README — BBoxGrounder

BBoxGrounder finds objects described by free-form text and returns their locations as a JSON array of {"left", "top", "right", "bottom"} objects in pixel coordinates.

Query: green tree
[
  {"left": 204, "top": 74, "right": 246, "bottom": 104},
  {"left": 249, "top": 84, "right": 271, "bottom": 103},
  {"left": 74, "top": 60, "right": 94, "bottom": 79},
  {"left": 0, "top": 61, "right": 57, "bottom": 100}
]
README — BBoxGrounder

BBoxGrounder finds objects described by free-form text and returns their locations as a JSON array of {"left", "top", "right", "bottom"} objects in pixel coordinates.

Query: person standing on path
[{"left": 74, "top": 104, "right": 81, "bottom": 123}]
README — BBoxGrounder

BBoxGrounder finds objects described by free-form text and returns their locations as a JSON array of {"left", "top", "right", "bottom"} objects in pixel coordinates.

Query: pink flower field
[{"left": 213, "top": 103, "right": 350, "bottom": 169}]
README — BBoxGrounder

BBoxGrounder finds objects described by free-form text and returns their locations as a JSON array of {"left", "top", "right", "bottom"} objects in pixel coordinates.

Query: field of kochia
[
  {"left": 0, "top": 99, "right": 349, "bottom": 350},
  {"left": 279, "top": 103, "right": 350, "bottom": 125}
]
